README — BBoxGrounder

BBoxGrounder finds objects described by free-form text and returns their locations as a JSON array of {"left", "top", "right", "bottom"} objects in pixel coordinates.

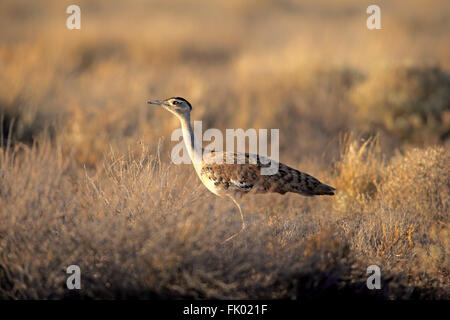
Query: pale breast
[{"left": 198, "top": 170, "right": 227, "bottom": 196}]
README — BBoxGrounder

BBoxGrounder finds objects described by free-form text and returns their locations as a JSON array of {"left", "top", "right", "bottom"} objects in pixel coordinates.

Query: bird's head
[{"left": 147, "top": 97, "right": 192, "bottom": 119}]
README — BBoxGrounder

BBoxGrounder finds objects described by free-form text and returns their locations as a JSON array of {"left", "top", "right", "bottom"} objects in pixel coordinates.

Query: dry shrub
[
  {"left": 378, "top": 146, "right": 449, "bottom": 278},
  {"left": 351, "top": 65, "right": 450, "bottom": 144},
  {"left": 0, "top": 140, "right": 363, "bottom": 299},
  {"left": 333, "top": 135, "right": 384, "bottom": 212},
  {"left": 334, "top": 136, "right": 449, "bottom": 219},
  {"left": 1, "top": 136, "right": 449, "bottom": 299},
  {"left": 332, "top": 138, "right": 449, "bottom": 295},
  {"left": 0, "top": 44, "right": 62, "bottom": 145},
  {"left": 379, "top": 146, "right": 449, "bottom": 219},
  {"left": 0, "top": 141, "right": 74, "bottom": 299},
  {"left": 413, "top": 223, "right": 450, "bottom": 277}
]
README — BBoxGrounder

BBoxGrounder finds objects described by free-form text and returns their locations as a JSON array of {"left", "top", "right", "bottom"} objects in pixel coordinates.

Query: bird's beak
[{"left": 147, "top": 99, "right": 163, "bottom": 105}]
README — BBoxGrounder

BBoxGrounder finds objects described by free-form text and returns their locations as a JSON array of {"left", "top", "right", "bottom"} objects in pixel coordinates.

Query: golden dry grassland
[{"left": 0, "top": 0, "right": 449, "bottom": 299}]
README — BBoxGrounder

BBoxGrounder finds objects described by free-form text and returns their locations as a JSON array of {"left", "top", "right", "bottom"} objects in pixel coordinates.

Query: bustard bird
[{"left": 148, "top": 97, "right": 335, "bottom": 241}]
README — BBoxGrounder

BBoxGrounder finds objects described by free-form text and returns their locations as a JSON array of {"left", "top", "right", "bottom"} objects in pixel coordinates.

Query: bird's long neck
[{"left": 179, "top": 114, "right": 203, "bottom": 171}]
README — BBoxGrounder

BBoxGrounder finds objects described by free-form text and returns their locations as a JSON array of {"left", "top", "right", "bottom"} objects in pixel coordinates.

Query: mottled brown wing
[{"left": 201, "top": 151, "right": 335, "bottom": 196}]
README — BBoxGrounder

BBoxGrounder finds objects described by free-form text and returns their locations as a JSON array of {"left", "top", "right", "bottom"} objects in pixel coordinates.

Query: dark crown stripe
[{"left": 169, "top": 97, "right": 192, "bottom": 109}]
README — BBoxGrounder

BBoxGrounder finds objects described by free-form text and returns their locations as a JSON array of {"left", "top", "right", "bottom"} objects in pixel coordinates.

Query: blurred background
[{"left": 1, "top": 0, "right": 449, "bottom": 167}]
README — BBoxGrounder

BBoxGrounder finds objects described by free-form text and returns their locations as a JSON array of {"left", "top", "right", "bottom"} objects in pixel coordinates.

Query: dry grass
[
  {"left": 0, "top": 0, "right": 449, "bottom": 299},
  {"left": 333, "top": 135, "right": 384, "bottom": 212},
  {"left": 0, "top": 137, "right": 448, "bottom": 299},
  {"left": 351, "top": 65, "right": 450, "bottom": 144}
]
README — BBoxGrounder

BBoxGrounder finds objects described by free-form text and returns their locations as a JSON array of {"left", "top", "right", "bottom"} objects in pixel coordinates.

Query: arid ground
[{"left": 0, "top": 0, "right": 449, "bottom": 299}]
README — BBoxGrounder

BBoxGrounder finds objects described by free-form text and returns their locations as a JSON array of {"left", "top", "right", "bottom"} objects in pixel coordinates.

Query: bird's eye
[{"left": 172, "top": 100, "right": 179, "bottom": 105}]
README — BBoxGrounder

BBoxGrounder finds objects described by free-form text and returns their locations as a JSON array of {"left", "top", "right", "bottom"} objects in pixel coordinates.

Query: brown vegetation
[{"left": 0, "top": 0, "right": 449, "bottom": 299}]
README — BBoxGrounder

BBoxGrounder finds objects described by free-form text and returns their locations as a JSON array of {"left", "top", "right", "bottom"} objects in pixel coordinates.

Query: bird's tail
[
  {"left": 312, "top": 182, "right": 336, "bottom": 196},
  {"left": 272, "top": 165, "right": 336, "bottom": 196}
]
